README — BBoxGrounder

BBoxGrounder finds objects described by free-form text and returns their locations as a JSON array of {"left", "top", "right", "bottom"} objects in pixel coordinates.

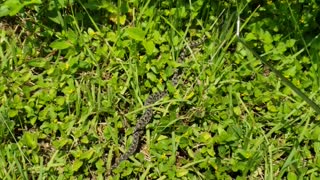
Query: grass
[{"left": 1, "top": 0, "right": 320, "bottom": 179}]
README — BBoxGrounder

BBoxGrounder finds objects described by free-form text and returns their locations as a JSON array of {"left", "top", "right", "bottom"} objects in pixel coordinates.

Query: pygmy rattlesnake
[{"left": 108, "top": 35, "right": 207, "bottom": 175}]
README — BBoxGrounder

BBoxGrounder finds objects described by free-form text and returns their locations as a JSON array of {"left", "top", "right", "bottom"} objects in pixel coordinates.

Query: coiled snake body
[{"left": 109, "top": 36, "right": 206, "bottom": 174}]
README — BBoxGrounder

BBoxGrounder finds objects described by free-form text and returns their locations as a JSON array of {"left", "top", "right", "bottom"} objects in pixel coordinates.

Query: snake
[{"left": 108, "top": 35, "right": 207, "bottom": 175}]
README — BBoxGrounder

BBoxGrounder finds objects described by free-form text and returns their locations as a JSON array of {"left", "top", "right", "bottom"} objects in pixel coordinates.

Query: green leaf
[
  {"left": 207, "top": 147, "right": 215, "bottom": 157},
  {"left": 88, "top": 28, "right": 95, "bottom": 36},
  {"left": 81, "top": 136, "right": 89, "bottom": 144},
  {"left": 276, "top": 42, "right": 287, "bottom": 53},
  {"left": 21, "top": 132, "right": 38, "bottom": 149},
  {"left": 56, "top": 96, "right": 65, "bottom": 106},
  {"left": 68, "top": 56, "right": 79, "bottom": 68},
  {"left": 187, "top": 147, "right": 195, "bottom": 158},
  {"left": 233, "top": 106, "right": 241, "bottom": 116},
  {"left": 267, "top": 102, "right": 278, "bottom": 113},
  {"left": 199, "top": 132, "right": 211, "bottom": 142},
  {"left": 8, "top": 109, "right": 18, "bottom": 117},
  {"left": 72, "top": 159, "right": 83, "bottom": 172},
  {"left": 99, "top": 1, "right": 117, "bottom": 13},
  {"left": 244, "top": 32, "right": 256, "bottom": 41},
  {"left": 107, "top": 32, "right": 117, "bottom": 42},
  {"left": 0, "top": 0, "right": 23, "bottom": 17},
  {"left": 176, "top": 168, "right": 188, "bottom": 177},
  {"left": 311, "top": 126, "right": 320, "bottom": 140},
  {"left": 28, "top": 58, "right": 48, "bottom": 68},
  {"left": 125, "top": 27, "right": 145, "bottom": 41},
  {"left": 286, "top": 39, "right": 296, "bottom": 47},
  {"left": 79, "top": 149, "right": 94, "bottom": 160},
  {"left": 95, "top": 159, "right": 105, "bottom": 171},
  {"left": 62, "top": 86, "right": 75, "bottom": 95},
  {"left": 122, "top": 166, "right": 133, "bottom": 176},
  {"left": 179, "top": 137, "right": 189, "bottom": 148},
  {"left": 147, "top": 72, "right": 158, "bottom": 82},
  {"left": 0, "top": 5, "right": 12, "bottom": 17},
  {"left": 50, "top": 40, "right": 73, "bottom": 50},
  {"left": 142, "top": 40, "right": 155, "bottom": 55},
  {"left": 52, "top": 137, "right": 70, "bottom": 149},
  {"left": 157, "top": 135, "right": 168, "bottom": 141},
  {"left": 283, "top": 66, "right": 296, "bottom": 78},
  {"left": 263, "top": 43, "right": 273, "bottom": 52},
  {"left": 287, "top": 172, "right": 298, "bottom": 180},
  {"left": 237, "top": 149, "right": 252, "bottom": 159},
  {"left": 109, "top": 14, "right": 126, "bottom": 25},
  {"left": 24, "top": 106, "right": 34, "bottom": 117},
  {"left": 261, "top": 31, "right": 273, "bottom": 44}
]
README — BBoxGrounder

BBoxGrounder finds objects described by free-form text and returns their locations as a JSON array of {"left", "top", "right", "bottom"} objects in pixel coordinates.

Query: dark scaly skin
[{"left": 108, "top": 36, "right": 207, "bottom": 175}]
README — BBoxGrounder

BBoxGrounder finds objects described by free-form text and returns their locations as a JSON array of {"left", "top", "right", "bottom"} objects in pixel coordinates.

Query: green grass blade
[{"left": 237, "top": 37, "right": 320, "bottom": 115}]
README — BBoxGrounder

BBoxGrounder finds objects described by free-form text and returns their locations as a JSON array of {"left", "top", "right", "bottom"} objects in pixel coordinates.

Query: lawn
[{"left": 1, "top": 0, "right": 320, "bottom": 179}]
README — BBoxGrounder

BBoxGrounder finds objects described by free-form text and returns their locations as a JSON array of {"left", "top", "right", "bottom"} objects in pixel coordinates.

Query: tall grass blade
[{"left": 237, "top": 37, "right": 320, "bottom": 115}]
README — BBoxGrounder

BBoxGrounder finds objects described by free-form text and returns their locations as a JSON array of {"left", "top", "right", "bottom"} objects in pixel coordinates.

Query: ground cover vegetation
[{"left": 1, "top": 0, "right": 320, "bottom": 179}]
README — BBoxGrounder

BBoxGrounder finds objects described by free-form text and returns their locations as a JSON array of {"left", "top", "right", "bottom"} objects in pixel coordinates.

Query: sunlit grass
[{"left": 1, "top": 0, "right": 320, "bottom": 179}]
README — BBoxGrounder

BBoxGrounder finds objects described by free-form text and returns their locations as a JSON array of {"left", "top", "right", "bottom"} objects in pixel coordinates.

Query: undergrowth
[{"left": 1, "top": 0, "right": 320, "bottom": 179}]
